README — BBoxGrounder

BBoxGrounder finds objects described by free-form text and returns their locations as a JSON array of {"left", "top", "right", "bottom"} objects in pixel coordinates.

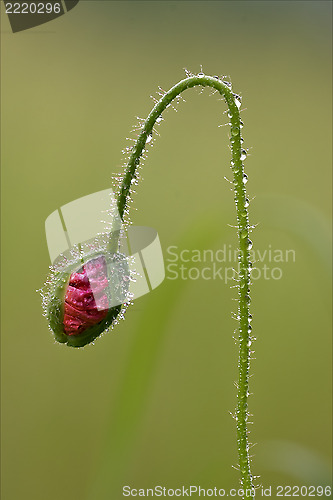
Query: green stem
[{"left": 117, "top": 74, "right": 254, "bottom": 496}]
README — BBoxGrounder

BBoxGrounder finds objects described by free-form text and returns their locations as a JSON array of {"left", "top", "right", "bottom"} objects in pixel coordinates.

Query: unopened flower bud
[{"left": 44, "top": 252, "right": 129, "bottom": 348}]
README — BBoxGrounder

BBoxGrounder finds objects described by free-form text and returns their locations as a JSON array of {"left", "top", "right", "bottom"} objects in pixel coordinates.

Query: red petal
[{"left": 63, "top": 256, "right": 109, "bottom": 336}]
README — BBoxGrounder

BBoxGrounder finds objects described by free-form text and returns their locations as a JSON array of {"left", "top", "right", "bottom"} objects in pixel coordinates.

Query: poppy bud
[{"left": 44, "top": 251, "right": 130, "bottom": 348}]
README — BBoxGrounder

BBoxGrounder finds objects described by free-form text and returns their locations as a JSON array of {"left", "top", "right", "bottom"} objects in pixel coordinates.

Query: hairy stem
[{"left": 117, "top": 74, "right": 254, "bottom": 496}]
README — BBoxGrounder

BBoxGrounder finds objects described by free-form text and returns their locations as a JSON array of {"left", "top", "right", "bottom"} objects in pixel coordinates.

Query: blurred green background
[{"left": 1, "top": 1, "right": 332, "bottom": 499}]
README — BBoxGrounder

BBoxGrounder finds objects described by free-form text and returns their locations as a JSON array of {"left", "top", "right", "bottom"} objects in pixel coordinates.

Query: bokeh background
[{"left": 1, "top": 1, "right": 332, "bottom": 499}]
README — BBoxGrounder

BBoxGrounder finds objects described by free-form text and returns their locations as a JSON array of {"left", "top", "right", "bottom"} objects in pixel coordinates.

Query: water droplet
[
  {"left": 247, "top": 239, "right": 253, "bottom": 250},
  {"left": 244, "top": 294, "right": 251, "bottom": 304},
  {"left": 224, "top": 81, "right": 232, "bottom": 88},
  {"left": 231, "top": 127, "right": 240, "bottom": 136},
  {"left": 241, "top": 150, "right": 247, "bottom": 161},
  {"left": 146, "top": 134, "right": 153, "bottom": 143},
  {"left": 244, "top": 198, "right": 250, "bottom": 208},
  {"left": 240, "top": 120, "right": 244, "bottom": 128},
  {"left": 233, "top": 94, "right": 242, "bottom": 109},
  {"left": 240, "top": 229, "right": 248, "bottom": 239},
  {"left": 156, "top": 116, "right": 163, "bottom": 123},
  {"left": 198, "top": 72, "right": 204, "bottom": 77},
  {"left": 247, "top": 340, "right": 252, "bottom": 347},
  {"left": 242, "top": 174, "right": 248, "bottom": 184}
]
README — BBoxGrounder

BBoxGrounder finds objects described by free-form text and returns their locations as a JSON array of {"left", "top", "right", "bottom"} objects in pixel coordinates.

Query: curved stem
[{"left": 117, "top": 74, "right": 254, "bottom": 496}]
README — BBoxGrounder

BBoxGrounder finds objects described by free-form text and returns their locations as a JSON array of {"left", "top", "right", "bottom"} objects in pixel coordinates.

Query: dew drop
[
  {"left": 247, "top": 239, "right": 253, "bottom": 250},
  {"left": 248, "top": 314, "right": 253, "bottom": 322},
  {"left": 244, "top": 198, "right": 250, "bottom": 208},
  {"left": 156, "top": 116, "right": 163, "bottom": 124},
  {"left": 146, "top": 134, "right": 153, "bottom": 143},
  {"left": 240, "top": 150, "right": 247, "bottom": 161},
  {"left": 240, "top": 229, "right": 248, "bottom": 239},
  {"left": 233, "top": 94, "right": 242, "bottom": 109},
  {"left": 231, "top": 127, "right": 240, "bottom": 136},
  {"left": 232, "top": 162, "right": 240, "bottom": 174},
  {"left": 242, "top": 174, "right": 248, "bottom": 184},
  {"left": 224, "top": 81, "right": 232, "bottom": 88}
]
